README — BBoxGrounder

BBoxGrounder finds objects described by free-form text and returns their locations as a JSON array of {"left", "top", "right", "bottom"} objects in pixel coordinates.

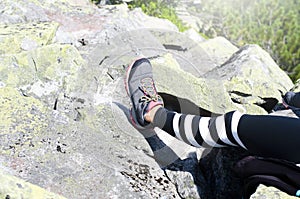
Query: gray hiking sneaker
[{"left": 125, "top": 57, "right": 163, "bottom": 128}]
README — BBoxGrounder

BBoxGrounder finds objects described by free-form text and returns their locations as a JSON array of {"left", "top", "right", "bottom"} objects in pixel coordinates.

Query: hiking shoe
[
  {"left": 125, "top": 57, "right": 163, "bottom": 128},
  {"left": 282, "top": 91, "right": 300, "bottom": 109}
]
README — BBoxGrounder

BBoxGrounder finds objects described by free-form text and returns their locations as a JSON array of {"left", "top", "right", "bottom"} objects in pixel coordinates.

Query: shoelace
[{"left": 139, "top": 77, "right": 161, "bottom": 104}]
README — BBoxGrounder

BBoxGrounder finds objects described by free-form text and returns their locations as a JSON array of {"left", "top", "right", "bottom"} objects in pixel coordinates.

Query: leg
[
  {"left": 147, "top": 106, "right": 300, "bottom": 163},
  {"left": 149, "top": 107, "right": 245, "bottom": 148},
  {"left": 125, "top": 57, "right": 300, "bottom": 163},
  {"left": 125, "top": 56, "right": 244, "bottom": 149},
  {"left": 238, "top": 114, "right": 300, "bottom": 163}
]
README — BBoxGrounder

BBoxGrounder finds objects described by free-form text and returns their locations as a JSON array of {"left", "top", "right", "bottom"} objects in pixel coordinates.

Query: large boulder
[
  {"left": 0, "top": 0, "right": 297, "bottom": 198},
  {"left": 149, "top": 31, "right": 238, "bottom": 76},
  {"left": 205, "top": 44, "right": 294, "bottom": 114}
]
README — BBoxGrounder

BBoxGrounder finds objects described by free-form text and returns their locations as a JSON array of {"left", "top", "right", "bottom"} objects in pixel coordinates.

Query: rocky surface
[{"left": 0, "top": 0, "right": 298, "bottom": 198}]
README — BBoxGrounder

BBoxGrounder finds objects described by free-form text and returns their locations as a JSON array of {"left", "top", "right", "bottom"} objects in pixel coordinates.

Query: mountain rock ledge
[{"left": 0, "top": 0, "right": 297, "bottom": 198}]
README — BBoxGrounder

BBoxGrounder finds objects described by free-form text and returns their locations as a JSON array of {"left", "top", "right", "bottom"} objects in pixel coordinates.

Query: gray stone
[
  {"left": 0, "top": 0, "right": 49, "bottom": 24},
  {"left": 205, "top": 44, "right": 294, "bottom": 114},
  {"left": 183, "top": 28, "right": 206, "bottom": 43},
  {"left": 0, "top": 0, "right": 297, "bottom": 198},
  {"left": 199, "top": 36, "right": 239, "bottom": 68}
]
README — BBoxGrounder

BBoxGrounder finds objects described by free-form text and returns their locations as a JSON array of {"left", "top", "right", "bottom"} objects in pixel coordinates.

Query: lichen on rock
[
  {"left": 0, "top": 87, "right": 49, "bottom": 156},
  {"left": 0, "top": 168, "right": 66, "bottom": 199},
  {"left": 0, "top": 0, "right": 299, "bottom": 198},
  {"left": 0, "top": 43, "right": 85, "bottom": 111},
  {"left": 0, "top": 22, "right": 59, "bottom": 54}
]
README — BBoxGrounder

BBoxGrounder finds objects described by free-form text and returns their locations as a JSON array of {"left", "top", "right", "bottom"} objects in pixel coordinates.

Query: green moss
[
  {"left": 31, "top": 44, "right": 84, "bottom": 80},
  {"left": 225, "top": 77, "right": 253, "bottom": 95},
  {"left": 0, "top": 169, "right": 66, "bottom": 199},
  {"left": 253, "top": 185, "right": 298, "bottom": 199},
  {"left": 151, "top": 53, "right": 272, "bottom": 114},
  {"left": 152, "top": 53, "right": 239, "bottom": 113},
  {"left": 0, "top": 87, "right": 48, "bottom": 135},
  {"left": 0, "top": 86, "right": 52, "bottom": 158},
  {"left": 0, "top": 22, "right": 59, "bottom": 55},
  {"left": 0, "top": 44, "right": 84, "bottom": 93},
  {"left": 82, "top": 104, "right": 110, "bottom": 130}
]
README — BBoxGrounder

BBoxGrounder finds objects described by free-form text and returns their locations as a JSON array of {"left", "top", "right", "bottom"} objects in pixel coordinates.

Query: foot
[
  {"left": 282, "top": 91, "right": 300, "bottom": 109},
  {"left": 125, "top": 58, "right": 164, "bottom": 128}
]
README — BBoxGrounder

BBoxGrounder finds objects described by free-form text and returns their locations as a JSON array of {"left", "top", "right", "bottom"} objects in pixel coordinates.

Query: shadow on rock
[
  {"left": 113, "top": 95, "right": 251, "bottom": 199},
  {"left": 113, "top": 101, "right": 206, "bottom": 197}
]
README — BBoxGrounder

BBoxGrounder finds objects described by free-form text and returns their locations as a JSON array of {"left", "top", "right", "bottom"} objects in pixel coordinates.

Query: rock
[
  {"left": 0, "top": 22, "right": 59, "bottom": 54},
  {"left": 183, "top": 28, "right": 206, "bottom": 43},
  {"left": 200, "top": 147, "right": 249, "bottom": 199},
  {"left": 0, "top": 43, "right": 85, "bottom": 113},
  {"left": 152, "top": 53, "right": 251, "bottom": 114},
  {"left": 250, "top": 185, "right": 300, "bottom": 199},
  {"left": 0, "top": 87, "right": 49, "bottom": 151},
  {"left": 0, "top": 0, "right": 297, "bottom": 198},
  {"left": 0, "top": 169, "right": 66, "bottom": 199},
  {"left": 149, "top": 30, "right": 215, "bottom": 76},
  {"left": 164, "top": 157, "right": 203, "bottom": 198},
  {"left": 289, "top": 78, "right": 300, "bottom": 92},
  {"left": 205, "top": 44, "right": 294, "bottom": 114},
  {"left": 147, "top": 31, "right": 238, "bottom": 77},
  {"left": 199, "top": 36, "right": 239, "bottom": 68},
  {"left": 270, "top": 109, "right": 300, "bottom": 118},
  {"left": 0, "top": 0, "right": 49, "bottom": 24},
  {"left": 0, "top": 2, "right": 184, "bottom": 198}
]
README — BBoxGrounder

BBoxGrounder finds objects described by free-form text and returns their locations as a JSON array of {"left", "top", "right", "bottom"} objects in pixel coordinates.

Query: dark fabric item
[
  {"left": 156, "top": 92, "right": 300, "bottom": 198},
  {"left": 208, "top": 117, "right": 228, "bottom": 146},
  {"left": 192, "top": 116, "right": 210, "bottom": 147},
  {"left": 224, "top": 111, "right": 239, "bottom": 146},
  {"left": 233, "top": 156, "right": 300, "bottom": 198},
  {"left": 238, "top": 114, "right": 300, "bottom": 163},
  {"left": 153, "top": 107, "right": 231, "bottom": 148},
  {"left": 153, "top": 107, "right": 176, "bottom": 137},
  {"left": 178, "top": 114, "right": 190, "bottom": 143},
  {"left": 244, "top": 175, "right": 298, "bottom": 198},
  {"left": 283, "top": 91, "right": 300, "bottom": 108},
  {"left": 191, "top": 116, "right": 201, "bottom": 139},
  {"left": 145, "top": 135, "right": 167, "bottom": 151}
]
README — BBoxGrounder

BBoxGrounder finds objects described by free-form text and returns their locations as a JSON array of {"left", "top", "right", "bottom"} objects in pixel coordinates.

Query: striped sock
[{"left": 152, "top": 107, "right": 247, "bottom": 149}]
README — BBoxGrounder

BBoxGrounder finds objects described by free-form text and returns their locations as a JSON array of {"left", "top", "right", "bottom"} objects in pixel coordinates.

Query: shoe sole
[
  {"left": 124, "top": 57, "right": 147, "bottom": 129},
  {"left": 124, "top": 57, "right": 146, "bottom": 97}
]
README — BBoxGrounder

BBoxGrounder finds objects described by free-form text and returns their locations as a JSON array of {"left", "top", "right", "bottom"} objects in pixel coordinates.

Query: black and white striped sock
[{"left": 153, "top": 107, "right": 247, "bottom": 149}]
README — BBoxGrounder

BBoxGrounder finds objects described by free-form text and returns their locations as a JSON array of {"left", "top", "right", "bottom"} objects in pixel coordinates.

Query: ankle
[{"left": 144, "top": 105, "right": 163, "bottom": 123}]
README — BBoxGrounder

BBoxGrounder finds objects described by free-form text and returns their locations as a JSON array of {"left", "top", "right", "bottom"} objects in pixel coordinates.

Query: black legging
[
  {"left": 239, "top": 114, "right": 300, "bottom": 162},
  {"left": 152, "top": 107, "right": 300, "bottom": 163}
]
